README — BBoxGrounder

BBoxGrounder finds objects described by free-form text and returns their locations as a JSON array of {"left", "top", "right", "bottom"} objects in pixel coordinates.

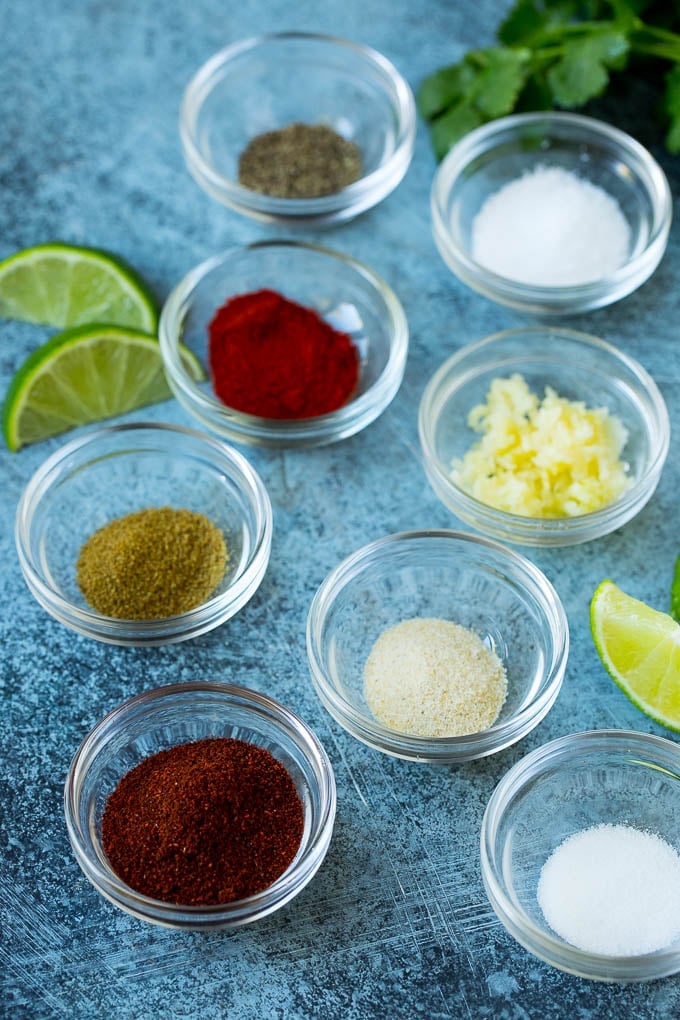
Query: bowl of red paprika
[
  {"left": 159, "top": 240, "right": 409, "bottom": 448},
  {"left": 64, "top": 682, "right": 337, "bottom": 929}
]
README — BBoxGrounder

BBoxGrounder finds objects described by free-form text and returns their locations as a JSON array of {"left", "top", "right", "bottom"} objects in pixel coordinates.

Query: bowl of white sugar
[
  {"left": 431, "top": 112, "right": 671, "bottom": 315},
  {"left": 305, "top": 530, "right": 568, "bottom": 763},
  {"left": 481, "top": 730, "right": 680, "bottom": 982}
]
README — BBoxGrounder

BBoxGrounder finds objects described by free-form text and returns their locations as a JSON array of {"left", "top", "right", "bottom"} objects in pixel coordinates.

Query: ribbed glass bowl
[
  {"left": 306, "top": 530, "right": 569, "bottom": 763},
  {"left": 64, "top": 682, "right": 337, "bottom": 929},
  {"left": 418, "top": 327, "right": 670, "bottom": 547},
  {"left": 159, "top": 240, "right": 408, "bottom": 448},
  {"left": 431, "top": 112, "right": 671, "bottom": 315},
  {"left": 481, "top": 730, "right": 680, "bottom": 982},
  {"left": 180, "top": 31, "right": 416, "bottom": 228},
  {"left": 15, "top": 422, "right": 272, "bottom": 645}
]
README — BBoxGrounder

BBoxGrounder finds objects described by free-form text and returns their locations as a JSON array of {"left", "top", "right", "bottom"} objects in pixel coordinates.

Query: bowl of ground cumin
[
  {"left": 15, "top": 422, "right": 272, "bottom": 645},
  {"left": 65, "top": 682, "right": 336, "bottom": 928},
  {"left": 179, "top": 32, "right": 416, "bottom": 227}
]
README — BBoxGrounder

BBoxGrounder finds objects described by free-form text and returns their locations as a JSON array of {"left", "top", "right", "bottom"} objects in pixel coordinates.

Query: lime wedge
[
  {"left": 3, "top": 324, "right": 204, "bottom": 450},
  {"left": 590, "top": 580, "right": 680, "bottom": 732},
  {"left": 0, "top": 243, "right": 158, "bottom": 332},
  {"left": 671, "top": 554, "right": 680, "bottom": 623}
]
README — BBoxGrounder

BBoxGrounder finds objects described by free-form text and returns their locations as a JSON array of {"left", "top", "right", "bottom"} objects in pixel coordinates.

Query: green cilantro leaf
[
  {"left": 547, "top": 27, "right": 630, "bottom": 106},
  {"left": 431, "top": 103, "right": 484, "bottom": 160},
  {"left": 664, "top": 64, "right": 680, "bottom": 151},
  {"left": 418, "top": 62, "right": 478, "bottom": 121},
  {"left": 472, "top": 48, "right": 532, "bottom": 116}
]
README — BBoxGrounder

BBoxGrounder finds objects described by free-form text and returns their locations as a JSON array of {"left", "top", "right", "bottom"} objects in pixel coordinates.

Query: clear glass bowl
[
  {"left": 431, "top": 112, "right": 672, "bottom": 315},
  {"left": 418, "top": 327, "right": 669, "bottom": 547},
  {"left": 306, "top": 530, "right": 568, "bottom": 763},
  {"left": 180, "top": 31, "right": 416, "bottom": 228},
  {"left": 64, "top": 682, "right": 337, "bottom": 929},
  {"left": 15, "top": 422, "right": 272, "bottom": 645},
  {"left": 481, "top": 729, "right": 680, "bottom": 982},
  {"left": 159, "top": 240, "right": 409, "bottom": 448}
]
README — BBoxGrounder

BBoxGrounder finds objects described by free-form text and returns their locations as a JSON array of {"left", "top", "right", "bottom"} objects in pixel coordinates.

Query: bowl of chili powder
[
  {"left": 65, "top": 682, "right": 336, "bottom": 929},
  {"left": 179, "top": 32, "right": 416, "bottom": 228},
  {"left": 159, "top": 240, "right": 408, "bottom": 448}
]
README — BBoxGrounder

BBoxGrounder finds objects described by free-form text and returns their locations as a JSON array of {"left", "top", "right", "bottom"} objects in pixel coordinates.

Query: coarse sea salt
[
  {"left": 471, "top": 165, "right": 631, "bottom": 287},
  {"left": 537, "top": 823, "right": 680, "bottom": 956}
]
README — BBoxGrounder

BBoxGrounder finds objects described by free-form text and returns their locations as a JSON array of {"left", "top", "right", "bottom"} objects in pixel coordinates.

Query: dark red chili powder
[
  {"left": 208, "top": 287, "right": 360, "bottom": 419},
  {"left": 102, "top": 737, "right": 304, "bottom": 906}
]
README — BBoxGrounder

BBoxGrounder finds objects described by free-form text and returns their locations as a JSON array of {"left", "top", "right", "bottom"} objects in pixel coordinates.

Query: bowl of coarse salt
[
  {"left": 431, "top": 112, "right": 671, "bottom": 316},
  {"left": 481, "top": 730, "right": 680, "bottom": 982},
  {"left": 306, "top": 530, "right": 568, "bottom": 763}
]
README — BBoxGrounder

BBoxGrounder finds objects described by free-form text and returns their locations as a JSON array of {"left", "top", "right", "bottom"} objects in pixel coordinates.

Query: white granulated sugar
[
  {"left": 537, "top": 823, "right": 680, "bottom": 956},
  {"left": 470, "top": 165, "right": 631, "bottom": 287},
  {"left": 363, "top": 616, "right": 507, "bottom": 738}
]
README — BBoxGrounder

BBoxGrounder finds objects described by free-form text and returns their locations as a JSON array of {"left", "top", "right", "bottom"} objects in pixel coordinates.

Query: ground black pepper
[{"left": 238, "top": 122, "right": 362, "bottom": 198}]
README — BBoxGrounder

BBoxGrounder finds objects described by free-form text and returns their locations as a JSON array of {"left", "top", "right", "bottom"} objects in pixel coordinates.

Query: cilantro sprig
[{"left": 420, "top": 0, "right": 680, "bottom": 158}]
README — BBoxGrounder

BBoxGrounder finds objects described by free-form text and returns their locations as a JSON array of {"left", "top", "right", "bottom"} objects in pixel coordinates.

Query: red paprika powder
[
  {"left": 102, "top": 737, "right": 304, "bottom": 905},
  {"left": 208, "top": 288, "right": 360, "bottom": 419}
]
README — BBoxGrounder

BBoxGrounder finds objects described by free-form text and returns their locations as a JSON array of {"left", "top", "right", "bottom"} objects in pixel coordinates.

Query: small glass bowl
[
  {"left": 180, "top": 31, "right": 416, "bottom": 228},
  {"left": 418, "top": 327, "right": 669, "bottom": 547},
  {"left": 481, "top": 729, "right": 680, "bottom": 982},
  {"left": 431, "top": 112, "right": 672, "bottom": 315},
  {"left": 159, "top": 240, "right": 409, "bottom": 448},
  {"left": 64, "top": 682, "right": 337, "bottom": 929},
  {"left": 306, "top": 530, "right": 568, "bottom": 763},
  {"left": 15, "top": 422, "right": 272, "bottom": 645}
]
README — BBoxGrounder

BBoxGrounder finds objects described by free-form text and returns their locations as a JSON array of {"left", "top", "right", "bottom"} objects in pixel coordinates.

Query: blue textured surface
[{"left": 1, "top": 1, "right": 680, "bottom": 1017}]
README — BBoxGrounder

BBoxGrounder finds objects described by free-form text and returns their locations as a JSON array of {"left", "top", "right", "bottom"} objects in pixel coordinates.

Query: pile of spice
[
  {"left": 208, "top": 288, "right": 360, "bottom": 419},
  {"left": 238, "top": 122, "right": 362, "bottom": 199},
  {"left": 102, "top": 737, "right": 304, "bottom": 905},
  {"left": 471, "top": 166, "right": 631, "bottom": 287},
  {"left": 77, "top": 506, "right": 227, "bottom": 619},
  {"left": 363, "top": 616, "right": 507, "bottom": 738},
  {"left": 537, "top": 823, "right": 680, "bottom": 956},
  {"left": 451, "top": 374, "right": 631, "bottom": 518}
]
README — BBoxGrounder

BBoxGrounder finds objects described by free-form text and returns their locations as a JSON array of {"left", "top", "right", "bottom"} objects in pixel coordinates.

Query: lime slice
[
  {"left": 590, "top": 580, "right": 680, "bottom": 732},
  {"left": 3, "top": 324, "right": 204, "bottom": 451},
  {"left": 0, "top": 243, "right": 158, "bottom": 332},
  {"left": 671, "top": 554, "right": 680, "bottom": 623}
]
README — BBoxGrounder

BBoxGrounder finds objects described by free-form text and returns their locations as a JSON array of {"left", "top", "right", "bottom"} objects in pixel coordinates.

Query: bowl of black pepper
[
  {"left": 179, "top": 32, "right": 416, "bottom": 227},
  {"left": 64, "top": 682, "right": 337, "bottom": 929},
  {"left": 15, "top": 422, "right": 273, "bottom": 645}
]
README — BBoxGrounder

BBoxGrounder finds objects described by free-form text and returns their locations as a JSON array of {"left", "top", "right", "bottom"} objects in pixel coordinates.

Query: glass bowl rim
[
  {"left": 480, "top": 728, "right": 680, "bottom": 980},
  {"left": 430, "top": 110, "right": 672, "bottom": 306},
  {"left": 306, "top": 528, "right": 569, "bottom": 762},
  {"left": 158, "top": 239, "right": 409, "bottom": 444},
  {"left": 15, "top": 421, "right": 273, "bottom": 643},
  {"left": 64, "top": 680, "right": 337, "bottom": 926},
  {"left": 418, "top": 325, "right": 670, "bottom": 538},
  {"left": 179, "top": 29, "right": 417, "bottom": 216}
]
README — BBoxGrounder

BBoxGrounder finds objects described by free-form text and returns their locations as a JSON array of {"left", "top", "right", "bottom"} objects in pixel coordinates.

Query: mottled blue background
[{"left": 1, "top": 1, "right": 679, "bottom": 1017}]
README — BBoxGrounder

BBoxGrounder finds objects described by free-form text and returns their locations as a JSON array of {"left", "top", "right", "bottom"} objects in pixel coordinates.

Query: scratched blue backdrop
[{"left": 1, "top": 1, "right": 679, "bottom": 1017}]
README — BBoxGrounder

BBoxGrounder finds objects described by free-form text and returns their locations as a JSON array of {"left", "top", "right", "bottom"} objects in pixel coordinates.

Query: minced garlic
[{"left": 451, "top": 374, "right": 631, "bottom": 518}]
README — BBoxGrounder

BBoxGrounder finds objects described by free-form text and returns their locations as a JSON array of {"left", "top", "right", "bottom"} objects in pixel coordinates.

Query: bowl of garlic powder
[{"left": 306, "top": 529, "right": 568, "bottom": 763}]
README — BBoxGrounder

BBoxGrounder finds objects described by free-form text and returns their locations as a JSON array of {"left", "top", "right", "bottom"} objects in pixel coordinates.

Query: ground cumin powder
[{"left": 76, "top": 506, "right": 227, "bottom": 619}]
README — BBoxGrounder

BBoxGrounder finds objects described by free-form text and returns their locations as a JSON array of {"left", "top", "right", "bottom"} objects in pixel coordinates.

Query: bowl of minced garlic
[
  {"left": 306, "top": 530, "right": 569, "bottom": 763},
  {"left": 419, "top": 327, "right": 669, "bottom": 547},
  {"left": 16, "top": 423, "right": 273, "bottom": 645}
]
